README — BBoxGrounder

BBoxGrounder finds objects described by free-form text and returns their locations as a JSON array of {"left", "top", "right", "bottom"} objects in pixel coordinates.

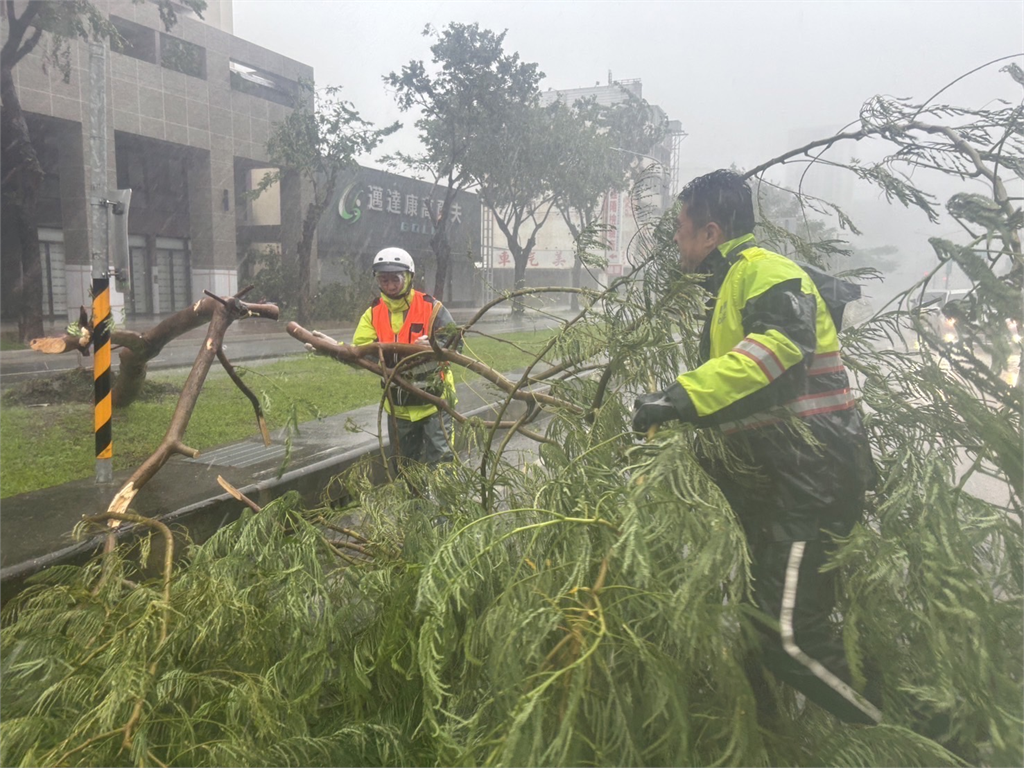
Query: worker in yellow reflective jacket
[
  {"left": 632, "top": 170, "right": 881, "bottom": 725},
  {"left": 356, "top": 247, "right": 459, "bottom": 468}
]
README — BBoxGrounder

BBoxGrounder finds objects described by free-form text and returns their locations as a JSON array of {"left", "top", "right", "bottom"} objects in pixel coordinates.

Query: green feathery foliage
[{"left": 2, "top": 495, "right": 408, "bottom": 767}]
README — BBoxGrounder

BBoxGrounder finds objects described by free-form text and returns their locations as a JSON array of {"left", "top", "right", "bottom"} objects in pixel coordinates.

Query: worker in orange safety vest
[{"left": 308, "top": 247, "right": 459, "bottom": 468}]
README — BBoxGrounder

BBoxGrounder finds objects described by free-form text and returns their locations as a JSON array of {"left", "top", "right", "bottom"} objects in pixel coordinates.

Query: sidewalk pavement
[{"left": 0, "top": 306, "right": 564, "bottom": 603}]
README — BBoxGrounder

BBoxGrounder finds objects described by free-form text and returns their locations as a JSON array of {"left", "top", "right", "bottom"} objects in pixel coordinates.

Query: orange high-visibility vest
[
  {"left": 371, "top": 290, "right": 436, "bottom": 345},
  {"left": 371, "top": 290, "right": 445, "bottom": 405}
]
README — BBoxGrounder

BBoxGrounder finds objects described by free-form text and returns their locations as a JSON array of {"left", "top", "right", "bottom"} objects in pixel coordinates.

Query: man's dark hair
[{"left": 677, "top": 170, "right": 755, "bottom": 239}]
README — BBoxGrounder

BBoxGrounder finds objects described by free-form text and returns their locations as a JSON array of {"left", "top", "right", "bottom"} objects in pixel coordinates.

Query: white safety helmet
[{"left": 372, "top": 247, "right": 415, "bottom": 274}]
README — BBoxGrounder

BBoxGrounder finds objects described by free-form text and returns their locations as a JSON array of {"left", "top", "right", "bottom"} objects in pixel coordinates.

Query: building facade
[
  {"left": 316, "top": 166, "right": 482, "bottom": 306},
  {"left": 1, "top": 0, "right": 313, "bottom": 325}
]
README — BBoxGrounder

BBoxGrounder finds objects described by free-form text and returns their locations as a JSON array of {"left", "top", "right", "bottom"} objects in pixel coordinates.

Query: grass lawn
[{"left": 0, "top": 329, "right": 556, "bottom": 497}]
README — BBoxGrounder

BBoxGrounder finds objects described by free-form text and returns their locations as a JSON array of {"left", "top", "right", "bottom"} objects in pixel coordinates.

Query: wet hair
[{"left": 677, "top": 170, "right": 755, "bottom": 239}]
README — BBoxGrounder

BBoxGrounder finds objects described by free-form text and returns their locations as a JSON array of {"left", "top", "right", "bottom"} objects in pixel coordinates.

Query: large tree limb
[
  {"left": 1, "top": 1, "right": 42, "bottom": 67},
  {"left": 27, "top": 288, "right": 266, "bottom": 408},
  {"left": 288, "top": 322, "right": 581, "bottom": 416},
  {"left": 2, "top": 48, "right": 45, "bottom": 341},
  {"left": 104, "top": 293, "right": 279, "bottom": 521},
  {"left": 288, "top": 322, "right": 563, "bottom": 445}
]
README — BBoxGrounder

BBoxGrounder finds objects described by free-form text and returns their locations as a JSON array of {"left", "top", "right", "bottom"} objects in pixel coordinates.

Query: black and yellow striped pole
[
  {"left": 92, "top": 273, "right": 113, "bottom": 483},
  {"left": 88, "top": 39, "right": 116, "bottom": 485}
]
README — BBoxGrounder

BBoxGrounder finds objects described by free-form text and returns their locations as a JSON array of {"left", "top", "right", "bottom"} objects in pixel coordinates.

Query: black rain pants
[
  {"left": 387, "top": 409, "right": 454, "bottom": 469},
  {"left": 746, "top": 533, "right": 882, "bottom": 725}
]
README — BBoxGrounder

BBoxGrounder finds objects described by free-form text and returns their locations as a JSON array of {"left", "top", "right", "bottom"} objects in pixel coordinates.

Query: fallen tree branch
[
  {"left": 289, "top": 322, "right": 561, "bottom": 448},
  {"left": 288, "top": 322, "right": 582, "bottom": 415},
  {"left": 104, "top": 293, "right": 279, "bottom": 524},
  {"left": 27, "top": 287, "right": 266, "bottom": 408},
  {"left": 320, "top": 521, "right": 369, "bottom": 543},
  {"left": 328, "top": 537, "right": 374, "bottom": 558},
  {"left": 217, "top": 350, "right": 271, "bottom": 446}
]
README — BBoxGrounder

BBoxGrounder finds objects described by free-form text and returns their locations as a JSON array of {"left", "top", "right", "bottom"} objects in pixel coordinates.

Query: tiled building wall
[{"left": 3, "top": 0, "right": 314, "bottom": 320}]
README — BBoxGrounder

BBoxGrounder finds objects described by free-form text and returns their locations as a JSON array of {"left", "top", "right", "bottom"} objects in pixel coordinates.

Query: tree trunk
[
  {"left": 431, "top": 233, "right": 451, "bottom": 301},
  {"left": 111, "top": 300, "right": 221, "bottom": 407},
  {"left": 512, "top": 246, "right": 529, "bottom": 317},
  {"left": 512, "top": 249, "right": 528, "bottom": 293},
  {"left": 1, "top": 60, "right": 45, "bottom": 342},
  {"left": 564, "top": 218, "right": 583, "bottom": 313},
  {"left": 430, "top": 184, "right": 460, "bottom": 301},
  {"left": 488, "top": 200, "right": 548, "bottom": 317},
  {"left": 570, "top": 257, "right": 583, "bottom": 312},
  {"left": 296, "top": 198, "right": 325, "bottom": 327},
  {"left": 29, "top": 292, "right": 275, "bottom": 408}
]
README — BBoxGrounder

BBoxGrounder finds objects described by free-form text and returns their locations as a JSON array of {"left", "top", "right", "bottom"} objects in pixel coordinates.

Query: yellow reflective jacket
[
  {"left": 677, "top": 234, "right": 851, "bottom": 426},
  {"left": 673, "top": 234, "right": 876, "bottom": 542}
]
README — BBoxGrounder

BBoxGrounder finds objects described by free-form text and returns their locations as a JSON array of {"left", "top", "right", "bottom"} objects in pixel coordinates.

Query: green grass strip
[{"left": 0, "top": 329, "right": 555, "bottom": 497}]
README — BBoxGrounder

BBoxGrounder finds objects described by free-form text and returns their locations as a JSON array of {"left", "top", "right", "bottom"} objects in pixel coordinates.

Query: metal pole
[{"left": 89, "top": 41, "right": 113, "bottom": 484}]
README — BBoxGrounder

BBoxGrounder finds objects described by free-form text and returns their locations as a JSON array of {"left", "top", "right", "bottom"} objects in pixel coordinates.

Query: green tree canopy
[
  {"left": 544, "top": 90, "right": 668, "bottom": 307},
  {"left": 254, "top": 84, "right": 398, "bottom": 325},
  {"left": 385, "top": 22, "right": 543, "bottom": 299}
]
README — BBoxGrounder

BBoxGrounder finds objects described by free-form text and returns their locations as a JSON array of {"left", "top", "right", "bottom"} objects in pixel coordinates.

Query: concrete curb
[{"left": 0, "top": 392, "right": 546, "bottom": 602}]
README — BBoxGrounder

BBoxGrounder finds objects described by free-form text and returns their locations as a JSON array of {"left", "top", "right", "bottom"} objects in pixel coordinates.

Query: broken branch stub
[{"left": 27, "top": 293, "right": 272, "bottom": 408}]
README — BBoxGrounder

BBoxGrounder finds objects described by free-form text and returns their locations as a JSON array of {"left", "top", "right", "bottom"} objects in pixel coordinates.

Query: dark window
[
  {"left": 115, "top": 140, "right": 188, "bottom": 211},
  {"left": 229, "top": 60, "right": 297, "bottom": 107},
  {"left": 39, "top": 241, "right": 67, "bottom": 318},
  {"left": 146, "top": 153, "right": 188, "bottom": 207},
  {"left": 110, "top": 16, "right": 157, "bottom": 64},
  {"left": 37, "top": 129, "right": 62, "bottom": 202},
  {"left": 160, "top": 33, "right": 206, "bottom": 79}
]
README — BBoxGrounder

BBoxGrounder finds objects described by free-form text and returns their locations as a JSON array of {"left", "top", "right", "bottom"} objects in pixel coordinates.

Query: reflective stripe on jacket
[{"left": 678, "top": 234, "right": 851, "bottom": 424}]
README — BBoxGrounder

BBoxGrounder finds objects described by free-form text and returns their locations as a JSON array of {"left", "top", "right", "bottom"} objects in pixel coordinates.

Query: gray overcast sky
[{"left": 233, "top": 0, "right": 1023, "bottom": 174}]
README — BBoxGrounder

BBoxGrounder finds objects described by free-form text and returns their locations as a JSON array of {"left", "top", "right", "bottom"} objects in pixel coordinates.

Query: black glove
[
  {"left": 632, "top": 390, "right": 679, "bottom": 434},
  {"left": 631, "top": 382, "right": 697, "bottom": 435}
]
